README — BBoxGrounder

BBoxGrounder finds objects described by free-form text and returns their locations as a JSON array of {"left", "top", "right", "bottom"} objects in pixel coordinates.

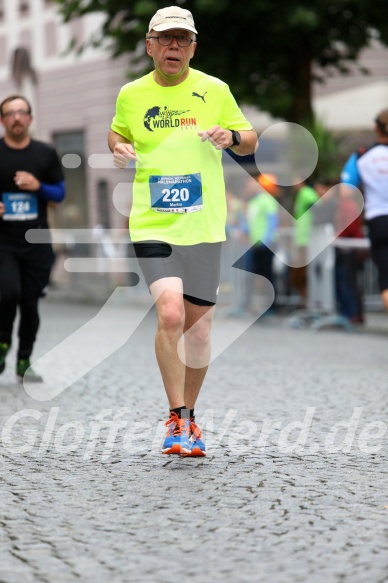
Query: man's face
[
  {"left": 146, "top": 28, "right": 197, "bottom": 81},
  {"left": 0, "top": 98, "right": 32, "bottom": 140},
  {"left": 314, "top": 182, "right": 329, "bottom": 198}
]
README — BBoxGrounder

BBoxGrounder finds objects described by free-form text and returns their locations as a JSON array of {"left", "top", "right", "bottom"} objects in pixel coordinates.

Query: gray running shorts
[{"left": 133, "top": 241, "right": 222, "bottom": 306}]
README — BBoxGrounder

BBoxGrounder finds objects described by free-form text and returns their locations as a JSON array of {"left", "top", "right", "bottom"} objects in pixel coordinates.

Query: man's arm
[
  {"left": 108, "top": 129, "right": 138, "bottom": 167},
  {"left": 198, "top": 127, "right": 258, "bottom": 155},
  {"left": 13, "top": 171, "right": 65, "bottom": 202},
  {"left": 340, "top": 152, "right": 360, "bottom": 187},
  {"left": 339, "top": 151, "right": 362, "bottom": 200},
  {"left": 229, "top": 129, "right": 258, "bottom": 155}
]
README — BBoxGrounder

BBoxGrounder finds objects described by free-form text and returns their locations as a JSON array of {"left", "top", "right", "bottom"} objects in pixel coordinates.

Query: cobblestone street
[{"left": 1, "top": 295, "right": 388, "bottom": 583}]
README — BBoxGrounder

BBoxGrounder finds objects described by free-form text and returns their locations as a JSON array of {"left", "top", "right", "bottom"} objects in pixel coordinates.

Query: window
[
  {"left": 19, "top": 0, "right": 29, "bottom": 15},
  {"left": 53, "top": 131, "right": 88, "bottom": 229},
  {"left": 97, "top": 180, "right": 111, "bottom": 228},
  {"left": 0, "top": 37, "right": 6, "bottom": 66},
  {"left": 45, "top": 21, "right": 57, "bottom": 57}
]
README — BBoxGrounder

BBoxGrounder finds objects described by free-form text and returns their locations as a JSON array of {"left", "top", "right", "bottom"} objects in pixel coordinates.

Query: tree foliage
[{"left": 55, "top": 0, "right": 388, "bottom": 123}]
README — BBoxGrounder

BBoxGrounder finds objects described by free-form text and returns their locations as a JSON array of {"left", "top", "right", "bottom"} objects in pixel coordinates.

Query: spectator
[
  {"left": 313, "top": 178, "right": 365, "bottom": 323},
  {"left": 335, "top": 187, "right": 365, "bottom": 323},
  {"left": 290, "top": 179, "right": 319, "bottom": 306},
  {"left": 230, "top": 173, "right": 280, "bottom": 315},
  {"left": 341, "top": 108, "right": 388, "bottom": 314}
]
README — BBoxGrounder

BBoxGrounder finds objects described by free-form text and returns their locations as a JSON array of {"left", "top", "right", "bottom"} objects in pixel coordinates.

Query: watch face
[{"left": 232, "top": 130, "right": 241, "bottom": 146}]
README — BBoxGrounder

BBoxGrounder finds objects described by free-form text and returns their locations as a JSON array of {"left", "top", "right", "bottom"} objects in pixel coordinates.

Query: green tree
[{"left": 55, "top": 0, "right": 388, "bottom": 124}]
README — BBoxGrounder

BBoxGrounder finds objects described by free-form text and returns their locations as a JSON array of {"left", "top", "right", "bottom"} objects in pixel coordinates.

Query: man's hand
[
  {"left": 198, "top": 127, "right": 258, "bottom": 155},
  {"left": 0, "top": 202, "right": 4, "bottom": 217},
  {"left": 198, "top": 126, "right": 233, "bottom": 150},
  {"left": 113, "top": 142, "right": 138, "bottom": 168},
  {"left": 14, "top": 171, "right": 41, "bottom": 191}
]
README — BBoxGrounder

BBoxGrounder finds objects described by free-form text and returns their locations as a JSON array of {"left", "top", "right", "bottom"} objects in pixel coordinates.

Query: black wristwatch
[{"left": 230, "top": 130, "right": 241, "bottom": 148}]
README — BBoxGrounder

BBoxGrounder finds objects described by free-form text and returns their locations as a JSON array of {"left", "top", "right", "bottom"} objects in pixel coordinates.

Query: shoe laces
[
  {"left": 189, "top": 420, "right": 202, "bottom": 441},
  {"left": 165, "top": 412, "right": 190, "bottom": 437}
]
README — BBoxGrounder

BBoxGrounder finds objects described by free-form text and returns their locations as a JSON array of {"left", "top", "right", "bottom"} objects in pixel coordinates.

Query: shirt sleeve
[
  {"left": 46, "top": 146, "right": 65, "bottom": 184},
  {"left": 219, "top": 84, "right": 253, "bottom": 131},
  {"left": 38, "top": 181, "right": 65, "bottom": 203},
  {"left": 341, "top": 152, "right": 361, "bottom": 187},
  {"left": 306, "top": 188, "right": 319, "bottom": 209},
  {"left": 111, "top": 88, "right": 135, "bottom": 142}
]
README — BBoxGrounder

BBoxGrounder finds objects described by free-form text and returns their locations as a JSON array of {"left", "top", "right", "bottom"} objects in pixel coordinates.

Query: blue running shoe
[
  {"left": 162, "top": 412, "right": 191, "bottom": 455},
  {"left": 182, "top": 419, "right": 206, "bottom": 457}
]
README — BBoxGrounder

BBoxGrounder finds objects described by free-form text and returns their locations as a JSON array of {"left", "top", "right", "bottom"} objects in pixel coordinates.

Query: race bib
[
  {"left": 2, "top": 192, "right": 38, "bottom": 221},
  {"left": 150, "top": 173, "right": 203, "bottom": 213}
]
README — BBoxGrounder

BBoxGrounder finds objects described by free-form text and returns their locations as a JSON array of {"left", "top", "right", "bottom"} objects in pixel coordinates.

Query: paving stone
[{"left": 0, "top": 300, "right": 387, "bottom": 582}]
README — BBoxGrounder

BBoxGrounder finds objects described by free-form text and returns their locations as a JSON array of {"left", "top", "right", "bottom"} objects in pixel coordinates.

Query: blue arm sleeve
[
  {"left": 341, "top": 153, "right": 360, "bottom": 187},
  {"left": 37, "top": 181, "right": 65, "bottom": 203},
  {"left": 261, "top": 213, "right": 278, "bottom": 246}
]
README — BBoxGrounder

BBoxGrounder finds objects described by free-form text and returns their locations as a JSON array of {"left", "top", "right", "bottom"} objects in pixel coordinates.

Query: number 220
[{"left": 162, "top": 188, "right": 189, "bottom": 202}]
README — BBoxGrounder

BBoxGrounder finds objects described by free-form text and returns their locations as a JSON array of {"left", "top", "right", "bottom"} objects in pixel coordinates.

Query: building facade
[
  {"left": 1, "top": 1, "right": 387, "bottom": 230},
  {"left": 0, "top": 0, "right": 131, "bottom": 230}
]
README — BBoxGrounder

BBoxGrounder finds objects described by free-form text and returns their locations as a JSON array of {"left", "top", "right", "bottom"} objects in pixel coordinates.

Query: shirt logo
[
  {"left": 192, "top": 91, "right": 207, "bottom": 103},
  {"left": 143, "top": 106, "right": 196, "bottom": 132}
]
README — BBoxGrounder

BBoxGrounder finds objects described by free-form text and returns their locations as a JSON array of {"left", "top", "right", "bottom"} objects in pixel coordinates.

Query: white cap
[{"left": 148, "top": 6, "right": 197, "bottom": 34}]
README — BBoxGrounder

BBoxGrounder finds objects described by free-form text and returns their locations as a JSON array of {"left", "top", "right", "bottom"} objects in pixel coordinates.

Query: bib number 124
[{"left": 12, "top": 200, "right": 30, "bottom": 213}]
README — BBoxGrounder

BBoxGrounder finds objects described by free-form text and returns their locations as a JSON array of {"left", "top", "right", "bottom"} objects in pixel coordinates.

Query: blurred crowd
[{"left": 225, "top": 171, "right": 367, "bottom": 324}]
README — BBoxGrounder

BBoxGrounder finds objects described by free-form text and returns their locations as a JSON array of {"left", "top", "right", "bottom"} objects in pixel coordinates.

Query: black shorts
[
  {"left": 367, "top": 215, "right": 388, "bottom": 291},
  {"left": 133, "top": 241, "right": 222, "bottom": 306}
]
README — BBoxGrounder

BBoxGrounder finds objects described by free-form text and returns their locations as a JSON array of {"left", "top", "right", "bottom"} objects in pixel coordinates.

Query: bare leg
[
  {"left": 150, "top": 278, "right": 215, "bottom": 411},
  {"left": 150, "top": 277, "right": 186, "bottom": 409},
  {"left": 182, "top": 300, "right": 215, "bottom": 410},
  {"left": 382, "top": 288, "right": 388, "bottom": 313}
]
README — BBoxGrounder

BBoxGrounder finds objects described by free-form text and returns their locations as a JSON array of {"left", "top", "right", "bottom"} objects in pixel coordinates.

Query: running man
[
  {"left": 109, "top": 6, "right": 258, "bottom": 456},
  {"left": 0, "top": 95, "right": 65, "bottom": 382}
]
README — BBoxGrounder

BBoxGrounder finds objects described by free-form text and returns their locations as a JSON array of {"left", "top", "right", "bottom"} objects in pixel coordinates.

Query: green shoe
[
  {"left": 16, "top": 358, "right": 43, "bottom": 383},
  {"left": 0, "top": 343, "right": 10, "bottom": 374}
]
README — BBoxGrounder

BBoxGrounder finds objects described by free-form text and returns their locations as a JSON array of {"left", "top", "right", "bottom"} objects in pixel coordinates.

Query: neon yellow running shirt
[{"left": 111, "top": 68, "right": 253, "bottom": 245}]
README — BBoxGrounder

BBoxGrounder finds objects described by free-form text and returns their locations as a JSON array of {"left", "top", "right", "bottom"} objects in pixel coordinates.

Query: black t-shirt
[{"left": 0, "top": 138, "right": 64, "bottom": 240}]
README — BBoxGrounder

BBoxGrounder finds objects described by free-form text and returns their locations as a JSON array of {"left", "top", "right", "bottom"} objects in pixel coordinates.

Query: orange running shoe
[
  {"left": 182, "top": 419, "right": 206, "bottom": 457},
  {"left": 162, "top": 412, "right": 191, "bottom": 455}
]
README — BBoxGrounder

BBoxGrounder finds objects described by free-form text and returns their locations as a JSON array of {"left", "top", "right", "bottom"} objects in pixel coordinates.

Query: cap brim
[{"left": 151, "top": 22, "right": 198, "bottom": 34}]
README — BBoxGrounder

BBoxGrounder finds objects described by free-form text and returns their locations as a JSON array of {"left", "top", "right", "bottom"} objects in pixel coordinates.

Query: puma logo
[{"left": 192, "top": 91, "right": 207, "bottom": 103}]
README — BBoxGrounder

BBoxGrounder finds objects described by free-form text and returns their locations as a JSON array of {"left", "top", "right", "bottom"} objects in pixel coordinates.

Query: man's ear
[{"left": 146, "top": 38, "right": 153, "bottom": 57}]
